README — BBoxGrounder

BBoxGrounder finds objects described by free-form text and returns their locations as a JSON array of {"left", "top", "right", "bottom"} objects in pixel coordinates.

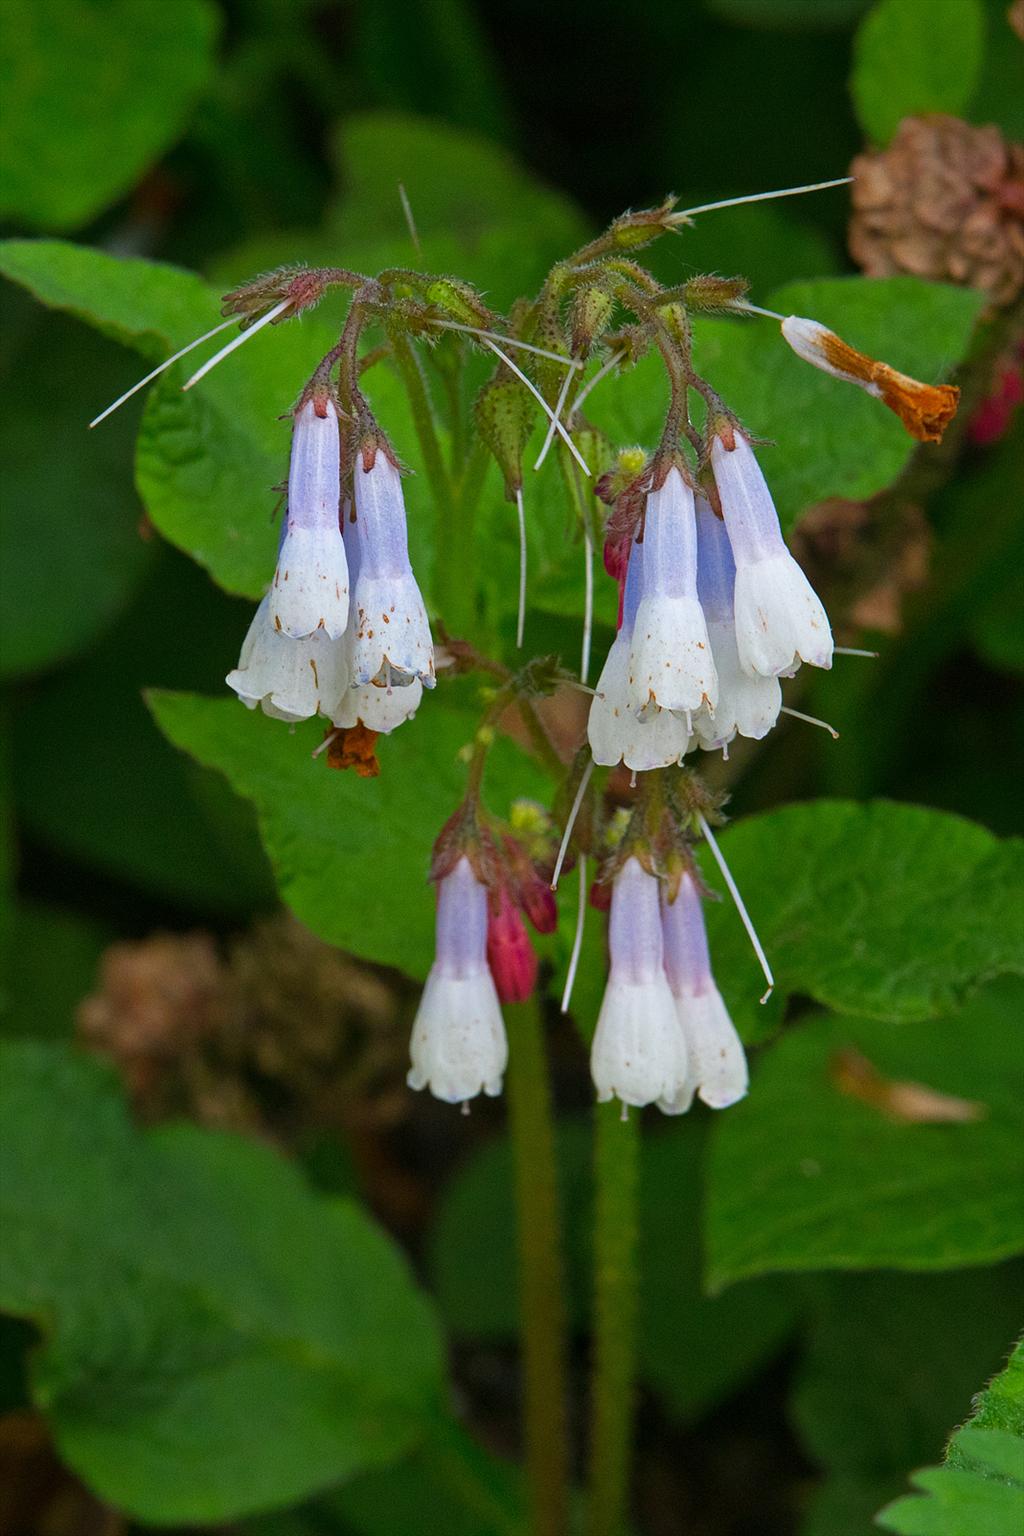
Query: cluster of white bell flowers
[
  {"left": 590, "top": 857, "right": 748, "bottom": 1115},
  {"left": 589, "top": 435, "right": 832, "bottom": 768},
  {"left": 227, "top": 400, "right": 434, "bottom": 732}
]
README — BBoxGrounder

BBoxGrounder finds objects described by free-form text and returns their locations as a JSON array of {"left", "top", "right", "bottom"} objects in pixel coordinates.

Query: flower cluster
[
  {"left": 590, "top": 433, "right": 831, "bottom": 769},
  {"left": 591, "top": 858, "right": 747, "bottom": 1114},
  {"left": 227, "top": 401, "right": 434, "bottom": 741}
]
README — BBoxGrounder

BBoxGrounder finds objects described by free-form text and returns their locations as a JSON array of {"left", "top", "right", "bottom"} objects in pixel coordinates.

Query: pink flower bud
[
  {"left": 521, "top": 876, "right": 558, "bottom": 935},
  {"left": 486, "top": 890, "right": 538, "bottom": 1004}
]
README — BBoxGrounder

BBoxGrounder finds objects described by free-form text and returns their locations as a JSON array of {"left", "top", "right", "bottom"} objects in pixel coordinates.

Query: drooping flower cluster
[
  {"left": 590, "top": 434, "right": 832, "bottom": 768},
  {"left": 228, "top": 402, "right": 434, "bottom": 741}
]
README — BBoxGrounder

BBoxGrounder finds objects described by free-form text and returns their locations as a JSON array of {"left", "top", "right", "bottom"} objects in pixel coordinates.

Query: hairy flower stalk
[
  {"left": 270, "top": 399, "right": 349, "bottom": 639},
  {"left": 710, "top": 433, "right": 833, "bottom": 678},
  {"left": 590, "top": 858, "right": 691, "bottom": 1114},
  {"left": 661, "top": 874, "right": 748, "bottom": 1108},
  {"left": 693, "top": 493, "right": 781, "bottom": 751},
  {"left": 408, "top": 857, "right": 508, "bottom": 1103},
  {"left": 628, "top": 468, "right": 717, "bottom": 716},
  {"left": 350, "top": 450, "right": 435, "bottom": 690}
]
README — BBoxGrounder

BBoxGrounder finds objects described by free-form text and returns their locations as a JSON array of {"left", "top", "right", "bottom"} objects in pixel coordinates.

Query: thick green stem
[
  {"left": 587, "top": 1100, "right": 641, "bottom": 1536},
  {"left": 504, "top": 996, "right": 570, "bottom": 1536}
]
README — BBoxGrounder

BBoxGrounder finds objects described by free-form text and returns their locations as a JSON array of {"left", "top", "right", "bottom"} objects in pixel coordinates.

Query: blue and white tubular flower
[
  {"left": 628, "top": 468, "right": 717, "bottom": 717},
  {"left": 590, "top": 858, "right": 692, "bottom": 1114},
  {"left": 692, "top": 493, "right": 781, "bottom": 752},
  {"left": 226, "top": 594, "right": 349, "bottom": 721},
  {"left": 588, "top": 538, "right": 691, "bottom": 772},
  {"left": 711, "top": 433, "right": 833, "bottom": 678},
  {"left": 330, "top": 502, "right": 423, "bottom": 734},
  {"left": 407, "top": 857, "right": 508, "bottom": 1104},
  {"left": 661, "top": 873, "right": 748, "bottom": 1109},
  {"left": 350, "top": 451, "right": 435, "bottom": 690},
  {"left": 269, "top": 399, "right": 349, "bottom": 640}
]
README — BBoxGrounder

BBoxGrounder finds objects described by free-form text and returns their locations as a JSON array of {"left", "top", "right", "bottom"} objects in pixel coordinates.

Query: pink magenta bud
[
  {"left": 487, "top": 890, "right": 538, "bottom": 1004},
  {"left": 522, "top": 876, "right": 558, "bottom": 935}
]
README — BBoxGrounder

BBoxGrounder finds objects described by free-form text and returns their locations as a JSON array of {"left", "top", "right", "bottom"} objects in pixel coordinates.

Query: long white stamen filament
[
  {"left": 560, "top": 855, "right": 588, "bottom": 1015},
  {"left": 398, "top": 182, "right": 421, "bottom": 256},
  {"left": 727, "top": 301, "right": 787, "bottom": 322},
  {"left": 534, "top": 365, "right": 575, "bottom": 471},
  {"left": 834, "top": 645, "right": 879, "bottom": 659},
  {"left": 782, "top": 705, "right": 840, "bottom": 740},
  {"left": 182, "top": 299, "right": 291, "bottom": 391},
  {"left": 568, "top": 348, "right": 623, "bottom": 421},
  {"left": 311, "top": 728, "right": 341, "bottom": 759},
  {"left": 697, "top": 812, "right": 775, "bottom": 1005},
  {"left": 673, "top": 177, "right": 853, "bottom": 222},
  {"left": 89, "top": 318, "right": 236, "bottom": 428},
  {"left": 430, "top": 320, "right": 582, "bottom": 369},
  {"left": 551, "top": 757, "right": 595, "bottom": 891},
  {"left": 581, "top": 520, "right": 594, "bottom": 684},
  {"left": 515, "top": 487, "right": 527, "bottom": 649},
  {"left": 480, "top": 339, "right": 592, "bottom": 476}
]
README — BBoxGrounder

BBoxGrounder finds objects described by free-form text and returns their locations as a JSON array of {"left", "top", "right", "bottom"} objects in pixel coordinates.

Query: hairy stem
[
  {"left": 505, "top": 996, "right": 571, "bottom": 1536},
  {"left": 587, "top": 1100, "right": 641, "bottom": 1536}
]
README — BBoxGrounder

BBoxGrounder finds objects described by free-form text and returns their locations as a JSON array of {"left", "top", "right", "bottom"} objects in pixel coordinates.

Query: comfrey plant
[{"left": 94, "top": 174, "right": 961, "bottom": 1536}]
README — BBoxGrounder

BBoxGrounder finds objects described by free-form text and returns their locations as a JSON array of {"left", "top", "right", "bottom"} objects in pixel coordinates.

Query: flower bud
[
  {"left": 486, "top": 889, "right": 538, "bottom": 1004},
  {"left": 475, "top": 373, "right": 534, "bottom": 498},
  {"left": 571, "top": 284, "right": 616, "bottom": 357},
  {"left": 270, "top": 399, "right": 349, "bottom": 640}
]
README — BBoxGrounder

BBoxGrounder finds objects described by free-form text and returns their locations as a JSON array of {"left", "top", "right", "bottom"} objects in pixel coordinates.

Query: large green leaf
[
  {"left": 0, "top": 1040, "right": 443, "bottom": 1524},
  {"left": 0, "top": 0, "right": 218, "bottom": 230},
  {"left": 0, "top": 297, "right": 153, "bottom": 678},
  {"left": 430, "top": 1116, "right": 798, "bottom": 1422},
  {"left": 149, "top": 687, "right": 547, "bottom": 980},
  {"left": 851, "top": 0, "right": 986, "bottom": 145},
  {"left": 705, "top": 978, "right": 1024, "bottom": 1288},
  {"left": 696, "top": 800, "right": 1024, "bottom": 1040},
  {"left": 588, "top": 277, "right": 984, "bottom": 540},
  {"left": 877, "top": 1339, "right": 1024, "bottom": 1535}
]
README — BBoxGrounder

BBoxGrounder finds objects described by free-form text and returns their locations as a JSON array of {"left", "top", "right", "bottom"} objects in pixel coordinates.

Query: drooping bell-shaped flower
[
  {"left": 628, "top": 468, "right": 717, "bottom": 716},
  {"left": 226, "top": 594, "right": 349, "bottom": 721},
  {"left": 711, "top": 434, "right": 832, "bottom": 678},
  {"left": 408, "top": 857, "right": 508, "bottom": 1103},
  {"left": 269, "top": 399, "right": 349, "bottom": 640},
  {"left": 692, "top": 494, "right": 781, "bottom": 751},
  {"left": 661, "top": 873, "right": 748, "bottom": 1109},
  {"left": 350, "top": 451, "right": 435, "bottom": 690},
  {"left": 588, "top": 541, "right": 690, "bottom": 771},
  {"left": 590, "top": 858, "right": 691, "bottom": 1113}
]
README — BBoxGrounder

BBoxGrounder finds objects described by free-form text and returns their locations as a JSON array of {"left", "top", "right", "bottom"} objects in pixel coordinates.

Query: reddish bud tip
[
  {"left": 522, "top": 878, "right": 558, "bottom": 935},
  {"left": 589, "top": 879, "right": 612, "bottom": 912},
  {"left": 487, "top": 892, "right": 538, "bottom": 1003}
]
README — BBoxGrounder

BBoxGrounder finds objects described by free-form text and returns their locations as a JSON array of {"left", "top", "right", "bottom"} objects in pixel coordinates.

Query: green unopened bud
[
  {"left": 683, "top": 274, "right": 750, "bottom": 311},
  {"left": 423, "top": 277, "right": 494, "bottom": 328},
  {"left": 571, "top": 284, "right": 617, "bottom": 357},
  {"left": 475, "top": 374, "right": 535, "bottom": 498}
]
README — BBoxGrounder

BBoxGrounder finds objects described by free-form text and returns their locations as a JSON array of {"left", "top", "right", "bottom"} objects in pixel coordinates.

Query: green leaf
[
  {"left": 0, "top": 297, "right": 153, "bottom": 678},
  {"left": 705, "top": 978, "right": 1024, "bottom": 1289},
  {"left": 589, "top": 277, "right": 984, "bottom": 539},
  {"left": 0, "top": 1040, "right": 443, "bottom": 1524},
  {"left": 0, "top": 0, "right": 218, "bottom": 230},
  {"left": 706, "top": 0, "right": 871, "bottom": 26},
  {"left": 0, "top": 900, "right": 110, "bottom": 1040},
  {"left": 430, "top": 1116, "right": 798, "bottom": 1421},
  {"left": 878, "top": 1340, "right": 1024, "bottom": 1535},
  {"left": 149, "top": 687, "right": 546, "bottom": 980},
  {"left": 851, "top": 0, "right": 986, "bottom": 145},
  {"left": 697, "top": 800, "right": 1024, "bottom": 1040}
]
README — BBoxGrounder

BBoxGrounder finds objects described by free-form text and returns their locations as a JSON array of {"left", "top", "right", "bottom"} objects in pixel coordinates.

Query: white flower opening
[
  {"left": 408, "top": 857, "right": 508, "bottom": 1104},
  {"left": 661, "top": 875, "right": 748, "bottom": 1109},
  {"left": 270, "top": 400, "right": 349, "bottom": 640},
  {"left": 351, "top": 453, "right": 435, "bottom": 689},
  {"left": 226, "top": 595, "right": 349, "bottom": 721}
]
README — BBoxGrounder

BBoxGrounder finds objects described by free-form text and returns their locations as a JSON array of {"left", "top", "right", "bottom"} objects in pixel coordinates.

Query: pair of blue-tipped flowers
[{"left": 227, "top": 399, "right": 435, "bottom": 733}]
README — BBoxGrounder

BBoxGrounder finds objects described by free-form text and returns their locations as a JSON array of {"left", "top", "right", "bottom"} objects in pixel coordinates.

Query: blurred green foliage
[{"left": 1, "top": 1, "right": 1022, "bottom": 1534}]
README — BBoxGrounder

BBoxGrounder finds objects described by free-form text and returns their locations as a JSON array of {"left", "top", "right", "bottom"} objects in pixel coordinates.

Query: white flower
[
  {"left": 226, "top": 594, "right": 349, "bottom": 721},
  {"left": 661, "top": 874, "right": 748, "bottom": 1109},
  {"left": 332, "top": 678, "right": 423, "bottom": 734},
  {"left": 408, "top": 857, "right": 507, "bottom": 1103},
  {"left": 350, "top": 452, "right": 434, "bottom": 689},
  {"left": 628, "top": 468, "right": 717, "bottom": 714},
  {"left": 590, "top": 858, "right": 691, "bottom": 1113},
  {"left": 693, "top": 494, "right": 781, "bottom": 750},
  {"left": 269, "top": 399, "right": 349, "bottom": 639},
  {"left": 588, "top": 539, "right": 691, "bottom": 771},
  {"left": 711, "top": 434, "right": 832, "bottom": 677}
]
